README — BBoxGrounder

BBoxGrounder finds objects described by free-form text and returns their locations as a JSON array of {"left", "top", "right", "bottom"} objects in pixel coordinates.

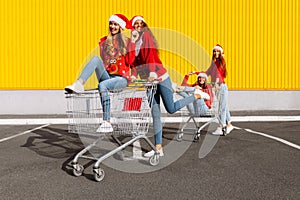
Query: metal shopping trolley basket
[
  {"left": 176, "top": 84, "right": 222, "bottom": 142},
  {"left": 66, "top": 80, "right": 159, "bottom": 182}
]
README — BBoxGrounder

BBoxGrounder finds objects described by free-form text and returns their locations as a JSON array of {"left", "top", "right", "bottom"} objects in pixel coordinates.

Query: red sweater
[
  {"left": 206, "top": 58, "right": 227, "bottom": 83},
  {"left": 181, "top": 74, "right": 213, "bottom": 109},
  {"left": 128, "top": 31, "right": 167, "bottom": 79},
  {"left": 99, "top": 36, "right": 135, "bottom": 81}
]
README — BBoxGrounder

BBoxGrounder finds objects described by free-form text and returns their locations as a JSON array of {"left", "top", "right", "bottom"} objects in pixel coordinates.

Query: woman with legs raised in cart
[
  {"left": 65, "top": 14, "right": 135, "bottom": 133},
  {"left": 128, "top": 15, "right": 206, "bottom": 157},
  {"left": 177, "top": 72, "right": 213, "bottom": 116}
]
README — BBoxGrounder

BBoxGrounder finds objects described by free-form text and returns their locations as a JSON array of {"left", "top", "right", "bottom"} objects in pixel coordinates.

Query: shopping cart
[
  {"left": 66, "top": 80, "right": 159, "bottom": 182},
  {"left": 176, "top": 84, "right": 222, "bottom": 142}
]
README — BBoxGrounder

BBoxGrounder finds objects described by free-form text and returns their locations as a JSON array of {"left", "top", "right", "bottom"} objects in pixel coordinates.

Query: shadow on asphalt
[
  {"left": 20, "top": 126, "right": 156, "bottom": 181},
  {"left": 20, "top": 126, "right": 89, "bottom": 178}
]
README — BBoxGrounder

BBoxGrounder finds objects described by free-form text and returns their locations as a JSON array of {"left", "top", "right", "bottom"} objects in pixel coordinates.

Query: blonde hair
[{"left": 104, "top": 30, "right": 128, "bottom": 56}]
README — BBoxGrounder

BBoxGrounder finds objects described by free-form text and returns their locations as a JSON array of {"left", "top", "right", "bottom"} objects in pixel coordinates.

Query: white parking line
[
  {"left": 0, "top": 118, "right": 69, "bottom": 125},
  {"left": 0, "top": 116, "right": 300, "bottom": 125},
  {"left": 0, "top": 117, "right": 299, "bottom": 149},
  {"left": 0, "top": 124, "right": 49, "bottom": 143},
  {"left": 235, "top": 126, "right": 300, "bottom": 150}
]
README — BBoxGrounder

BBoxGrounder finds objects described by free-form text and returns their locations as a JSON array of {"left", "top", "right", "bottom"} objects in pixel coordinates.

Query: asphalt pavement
[{"left": 0, "top": 117, "right": 299, "bottom": 200}]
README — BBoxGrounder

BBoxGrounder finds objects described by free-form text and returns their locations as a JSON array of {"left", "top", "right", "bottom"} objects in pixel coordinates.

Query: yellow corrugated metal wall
[{"left": 0, "top": 0, "right": 299, "bottom": 90}]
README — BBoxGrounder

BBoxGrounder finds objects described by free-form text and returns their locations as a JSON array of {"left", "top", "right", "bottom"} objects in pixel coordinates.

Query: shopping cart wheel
[
  {"left": 72, "top": 164, "right": 84, "bottom": 177},
  {"left": 93, "top": 168, "right": 105, "bottom": 182},
  {"left": 193, "top": 133, "right": 200, "bottom": 142},
  {"left": 149, "top": 155, "right": 159, "bottom": 166},
  {"left": 176, "top": 133, "right": 183, "bottom": 142}
]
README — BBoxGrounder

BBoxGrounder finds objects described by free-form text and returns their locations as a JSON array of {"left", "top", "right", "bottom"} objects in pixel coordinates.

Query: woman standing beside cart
[
  {"left": 206, "top": 44, "right": 234, "bottom": 135},
  {"left": 128, "top": 15, "right": 204, "bottom": 157},
  {"left": 65, "top": 14, "right": 134, "bottom": 133}
]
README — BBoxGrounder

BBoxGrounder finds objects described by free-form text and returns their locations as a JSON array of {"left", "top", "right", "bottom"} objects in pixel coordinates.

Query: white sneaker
[
  {"left": 194, "top": 89, "right": 210, "bottom": 100},
  {"left": 226, "top": 125, "right": 234, "bottom": 134},
  {"left": 144, "top": 148, "right": 164, "bottom": 158},
  {"left": 65, "top": 80, "right": 84, "bottom": 93},
  {"left": 96, "top": 121, "right": 113, "bottom": 133},
  {"left": 211, "top": 127, "right": 223, "bottom": 135}
]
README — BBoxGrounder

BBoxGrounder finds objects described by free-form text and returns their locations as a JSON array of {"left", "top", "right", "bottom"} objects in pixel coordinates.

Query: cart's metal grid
[
  {"left": 66, "top": 81, "right": 160, "bottom": 182},
  {"left": 176, "top": 85, "right": 223, "bottom": 142}
]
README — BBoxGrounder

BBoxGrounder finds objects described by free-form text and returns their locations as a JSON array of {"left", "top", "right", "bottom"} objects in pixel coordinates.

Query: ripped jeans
[{"left": 79, "top": 56, "right": 127, "bottom": 120}]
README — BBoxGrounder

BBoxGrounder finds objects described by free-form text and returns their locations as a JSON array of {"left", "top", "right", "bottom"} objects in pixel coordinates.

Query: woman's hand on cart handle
[
  {"left": 148, "top": 77, "right": 162, "bottom": 82},
  {"left": 215, "top": 78, "right": 220, "bottom": 87},
  {"left": 130, "top": 76, "right": 137, "bottom": 82},
  {"left": 148, "top": 76, "right": 155, "bottom": 82}
]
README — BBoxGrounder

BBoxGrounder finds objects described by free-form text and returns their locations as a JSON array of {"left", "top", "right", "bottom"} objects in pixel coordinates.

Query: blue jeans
[
  {"left": 178, "top": 86, "right": 209, "bottom": 115},
  {"left": 79, "top": 56, "right": 128, "bottom": 120},
  {"left": 150, "top": 77, "right": 196, "bottom": 145},
  {"left": 218, "top": 84, "right": 231, "bottom": 127}
]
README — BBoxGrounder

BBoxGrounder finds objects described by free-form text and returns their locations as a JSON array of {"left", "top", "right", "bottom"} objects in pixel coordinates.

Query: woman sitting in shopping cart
[
  {"left": 65, "top": 14, "right": 135, "bottom": 133},
  {"left": 127, "top": 15, "right": 205, "bottom": 158},
  {"left": 177, "top": 72, "right": 213, "bottom": 116}
]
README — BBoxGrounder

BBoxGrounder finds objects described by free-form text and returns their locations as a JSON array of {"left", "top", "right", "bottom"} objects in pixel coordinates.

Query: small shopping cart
[
  {"left": 176, "top": 84, "right": 222, "bottom": 142},
  {"left": 66, "top": 80, "right": 159, "bottom": 182}
]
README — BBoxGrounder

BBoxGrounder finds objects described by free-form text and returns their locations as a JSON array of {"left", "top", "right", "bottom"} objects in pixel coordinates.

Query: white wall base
[
  {"left": 0, "top": 90, "right": 299, "bottom": 115},
  {"left": 227, "top": 90, "right": 300, "bottom": 111},
  {"left": 1, "top": 90, "right": 67, "bottom": 115}
]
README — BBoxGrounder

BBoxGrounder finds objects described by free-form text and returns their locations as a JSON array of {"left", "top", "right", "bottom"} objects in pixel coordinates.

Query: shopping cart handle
[
  {"left": 133, "top": 79, "right": 148, "bottom": 83},
  {"left": 133, "top": 78, "right": 162, "bottom": 83}
]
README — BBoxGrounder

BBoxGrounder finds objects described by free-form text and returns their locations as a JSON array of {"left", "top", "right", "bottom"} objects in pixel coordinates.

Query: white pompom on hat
[
  {"left": 108, "top": 14, "right": 128, "bottom": 29},
  {"left": 131, "top": 15, "right": 146, "bottom": 26},
  {"left": 212, "top": 44, "right": 224, "bottom": 55},
  {"left": 198, "top": 72, "right": 208, "bottom": 80}
]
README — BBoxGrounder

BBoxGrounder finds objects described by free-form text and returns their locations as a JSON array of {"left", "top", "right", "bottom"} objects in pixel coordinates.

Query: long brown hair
[
  {"left": 197, "top": 78, "right": 208, "bottom": 89},
  {"left": 142, "top": 22, "right": 159, "bottom": 53},
  {"left": 105, "top": 29, "right": 128, "bottom": 56},
  {"left": 212, "top": 53, "right": 227, "bottom": 78}
]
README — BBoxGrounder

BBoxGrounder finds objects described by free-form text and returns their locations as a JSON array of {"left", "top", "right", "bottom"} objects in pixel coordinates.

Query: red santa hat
[
  {"left": 212, "top": 44, "right": 224, "bottom": 55},
  {"left": 108, "top": 14, "right": 128, "bottom": 29},
  {"left": 198, "top": 72, "right": 208, "bottom": 80},
  {"left": 130, "top": 15, "right": 146, "bottom": 26}
]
